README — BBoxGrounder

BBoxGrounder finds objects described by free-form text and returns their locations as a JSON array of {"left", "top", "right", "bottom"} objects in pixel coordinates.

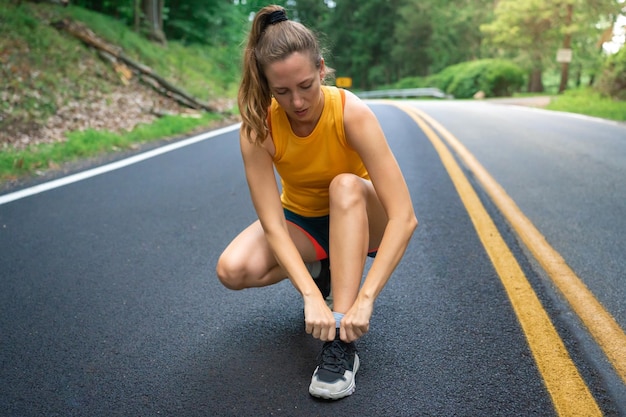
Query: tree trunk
[
  {"left": 134, "top": 0, "right": 141, "bottom": 33},
  {"left": 588, "top": 74, "right": 595, "bottom": 87},
  {"left": 575, "top": 64, "right": 582, "bottom": 87},
  {"left": 141, "top": 0, "right": 166, "bottom": 45},
  {"left": 528, "top": 68, "right": 544, "bottom": 93},
  {"left": 558, "top": 3, "right": 573, "bottom": 94}
]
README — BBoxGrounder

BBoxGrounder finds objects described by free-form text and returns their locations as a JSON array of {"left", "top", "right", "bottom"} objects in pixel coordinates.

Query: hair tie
[{"left": 268, "top": 9, "right": 288, "bottom": 25}]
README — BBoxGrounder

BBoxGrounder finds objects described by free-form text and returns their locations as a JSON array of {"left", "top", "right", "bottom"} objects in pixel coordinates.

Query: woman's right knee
[{"left": 215, "top": 253, "right": 249, "bottom": 290}]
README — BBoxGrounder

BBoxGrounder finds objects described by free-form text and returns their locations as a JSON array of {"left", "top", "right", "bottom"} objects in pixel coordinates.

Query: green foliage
[
  {"left": 547, "top": 87, "right": 626, "bottom": 120},
  {"left": 480, "top": 0, "right": 623, "bottom": 93},
  {"left": 425, "top": 60, "right": 526, "bottom": 98},
  {"left": 391, "top": 0, "right": 433, "bottom": 78},
  {"left": 386, "top": 59, "right": 526, "bottom": 98},
  {"left": 391, "top": 76, "right": 429, "bottom": 89},
  {"left": 426, "top": 65, "right": 460, "bottom": 93},
  {"left": 166, "top": 0, "right": 247, "bottom": 46},
  {"left": 480, "top": 0, "right": 560, "bottom": 92},
  {"left": 25, "top": 0, "right": 622, "bottom": 94},
  {"left": 324, "top": 0, "right": 399, "bottom": 90},
  {"left": 390, "top": 0, "right": 495, "bottom": 80},
  {"left": 447, "top": 62, "right": 487, "bottom": 98},
  {"left": 482, "top": 60, "right": 528, "bottom": 96},
  {"left": 70, "top": 0, "right": 135, "bottom": 24},
  {"left": 595, "top": 46, "right": 626, "bottom": 100},
  {"left": 288, "top": 0, "right": 329, "bottom": 28},
  {"left": 427, "top": 0, "right": 495, "bottom": 73}
]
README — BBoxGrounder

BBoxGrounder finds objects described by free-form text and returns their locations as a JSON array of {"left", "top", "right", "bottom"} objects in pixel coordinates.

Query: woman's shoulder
[
  {"left": 341, "top": 88, "right": 386, "bottom": 152},
  {"left": 320, "top": 86, "right": 366, "bottom": 116},
  {"left": 342, "top": 89, "right": 375, "bottom": 124}
]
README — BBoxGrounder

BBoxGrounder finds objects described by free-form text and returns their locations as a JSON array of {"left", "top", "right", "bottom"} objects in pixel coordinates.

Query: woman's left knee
[{"left": 329, "top": 174, "right": 367, "bottom": 210}]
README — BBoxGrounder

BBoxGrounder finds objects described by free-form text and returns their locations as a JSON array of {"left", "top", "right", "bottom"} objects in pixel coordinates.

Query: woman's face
[{"left": 265, "top": 52, "right": 325, "bottom": 126}]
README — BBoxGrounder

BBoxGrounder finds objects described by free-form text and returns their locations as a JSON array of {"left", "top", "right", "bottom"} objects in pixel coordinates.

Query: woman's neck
[{"left": 289, "top": 88, "right": 325, "bottom": 137}]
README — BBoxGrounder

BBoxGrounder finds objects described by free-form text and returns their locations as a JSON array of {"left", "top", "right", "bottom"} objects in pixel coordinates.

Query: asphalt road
[
  {"left": 407, "top": 100, "right": 626, "bottom": 331},
  {"left": 1, "top": 102, "right": 624, "bottom": 416}
]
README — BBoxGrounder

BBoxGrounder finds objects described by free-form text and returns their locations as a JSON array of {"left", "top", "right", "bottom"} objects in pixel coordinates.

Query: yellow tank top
[{"left": 270, "top": 85, "right": 370, "bottom": 217}]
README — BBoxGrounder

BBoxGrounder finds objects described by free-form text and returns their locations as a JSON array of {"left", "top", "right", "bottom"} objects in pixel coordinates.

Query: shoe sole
[{"left": 309, "top": 354, "right": 360, "bottom": 400}]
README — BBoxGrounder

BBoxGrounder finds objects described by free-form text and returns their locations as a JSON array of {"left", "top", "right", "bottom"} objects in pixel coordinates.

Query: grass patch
[
  {"left": 546, "top": 88, "right": 626, "bottom": 122},
  {"left": 0, "top": 113, "right": 220, "bottom": 181}
]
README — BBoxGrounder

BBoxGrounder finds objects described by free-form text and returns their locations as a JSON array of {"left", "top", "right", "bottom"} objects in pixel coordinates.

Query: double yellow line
[{"left": 393, "top": 103, "right": 626, "bottom": 416}]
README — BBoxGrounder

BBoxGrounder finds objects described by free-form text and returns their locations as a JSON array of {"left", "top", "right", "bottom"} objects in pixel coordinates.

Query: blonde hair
[{"left": 238, "top": 5, "right": 329, "bottom": 145}]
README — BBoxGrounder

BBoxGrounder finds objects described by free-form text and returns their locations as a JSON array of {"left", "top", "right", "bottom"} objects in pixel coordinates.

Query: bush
[
  {"left": 392, "top": 76, "right": 428, "bottom": 89},
  {"left": 426, "top": 65, "right": 459, "bottom": 93},
  {"left": 445, "top": 61, "right": 485, "bottom": 99},
  {"left": 595, "top": 46, "right": 626, "bottom": 100},
  {"left": 428, "top": 59, "right": 525, "bottom": 99},
  {"left": 482, "top": 60, "right": 527, "bottom": 97}
]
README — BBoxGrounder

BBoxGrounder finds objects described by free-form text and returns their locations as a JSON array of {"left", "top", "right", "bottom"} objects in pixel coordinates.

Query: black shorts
[{"left": 284, "top": 208, "right": 378, "bottom": 261}]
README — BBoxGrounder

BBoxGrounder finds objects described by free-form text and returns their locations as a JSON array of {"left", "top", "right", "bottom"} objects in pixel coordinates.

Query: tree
[
  {"left": 558, "top": 2, "right": 573, "bottom": 93},
  {"left": 480, "top": 0, "right": 561, "bottom": 92},
  {"left": 391, "top": 0, "right": 434, "bottom": 78},
  {"left": 289, "top": 0, "right": 331, "bottom": 28},
  {"left": 324, "top": 0, "right": 399, "bottom": 89},
  {"left": 572, "top": 0, "right": 625, "bottom": 87},
  {"left": 425, "top": 0, "right": 495, "bottom": 72},
  {"left": 141, "top": 0, "right": 166, "bottom": 44},
  {"left": 481, "top": 0, "right": 623, "bottom": 93},
  {"left": 167, "top": 0, "right": 249, "bottom": 46},
  {"left": 596, "top": 40, "right": 626, "bottom": 99},
  {"left": 390, "top": 0, "right": 495, "bottom": 82}
]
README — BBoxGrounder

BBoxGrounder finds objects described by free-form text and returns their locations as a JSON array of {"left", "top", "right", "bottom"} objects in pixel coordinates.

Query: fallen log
[{"left": 51, "top": 18, "right": 220, "bottom": 113}]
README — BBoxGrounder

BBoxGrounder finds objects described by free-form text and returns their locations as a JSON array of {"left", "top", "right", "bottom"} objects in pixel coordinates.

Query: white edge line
[{"left": 0, "top": 123, "right": 241, "bottom": 206}]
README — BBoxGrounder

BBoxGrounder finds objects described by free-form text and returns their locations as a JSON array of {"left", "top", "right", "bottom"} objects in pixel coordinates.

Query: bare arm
[
  {"left": 342, "top": 92, "right": 418, "bottom": 336},
  {"left": 239, "top": 128, "right": 336, "bottom": 340}
]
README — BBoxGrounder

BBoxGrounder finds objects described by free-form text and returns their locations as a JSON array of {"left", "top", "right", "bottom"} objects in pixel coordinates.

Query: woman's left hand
[{"left": 339, "top": 296, "right": 374, "bottom": 343}]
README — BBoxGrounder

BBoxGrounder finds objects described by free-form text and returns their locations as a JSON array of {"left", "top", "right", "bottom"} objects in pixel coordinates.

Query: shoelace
[{"left": 318, "top": 339, "right": 354, "bottom": 373}]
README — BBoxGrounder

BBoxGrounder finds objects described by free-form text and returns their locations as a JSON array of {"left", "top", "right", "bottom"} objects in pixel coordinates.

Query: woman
[{"left": 216, "top": 4, "right": 417, "bottom": 400}]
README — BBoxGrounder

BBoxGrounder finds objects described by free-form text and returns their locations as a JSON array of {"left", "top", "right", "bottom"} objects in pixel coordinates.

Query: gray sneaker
[{"left": 309, "top": 330, "right": 359, "bottom": 400}]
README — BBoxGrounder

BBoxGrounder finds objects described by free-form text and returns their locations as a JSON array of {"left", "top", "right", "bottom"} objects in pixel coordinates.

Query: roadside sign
[
  {"left": 556, "top": 48, "right": 573, "bottom": 63},
  {"left": 336, "top": 77, "right": 352, "bottom": 88}
]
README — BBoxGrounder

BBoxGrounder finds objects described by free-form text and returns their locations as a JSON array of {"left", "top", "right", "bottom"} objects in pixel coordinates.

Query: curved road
[{"left": 0, "top": 101, "right": 625, "bottom": 416}]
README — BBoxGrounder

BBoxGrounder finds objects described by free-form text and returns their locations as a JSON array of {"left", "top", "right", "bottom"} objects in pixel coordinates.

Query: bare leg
[
  {"left": 328, "top": 174, "right": 387, "bottom": 313},
  {"left": 216, "top": 220, "right": 318, "bottom": 290}
]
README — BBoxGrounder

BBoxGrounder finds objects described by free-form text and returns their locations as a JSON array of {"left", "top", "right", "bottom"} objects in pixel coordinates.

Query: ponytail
[{"left": 238, "top": 5, "right": 326, "bottom": 145}]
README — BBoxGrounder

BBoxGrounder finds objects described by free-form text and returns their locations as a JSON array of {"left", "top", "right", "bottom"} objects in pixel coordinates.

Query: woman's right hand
[{"left": 303, "top": 295, "right": 336, "bottom": 341}]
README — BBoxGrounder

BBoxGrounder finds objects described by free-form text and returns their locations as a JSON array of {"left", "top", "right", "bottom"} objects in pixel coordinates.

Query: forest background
[
  {"left": 1, "top": 0, "right": 625, "bottom": 182},
  {"left": 69, "top": 0, "right": 626, "bottom": 92}
]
